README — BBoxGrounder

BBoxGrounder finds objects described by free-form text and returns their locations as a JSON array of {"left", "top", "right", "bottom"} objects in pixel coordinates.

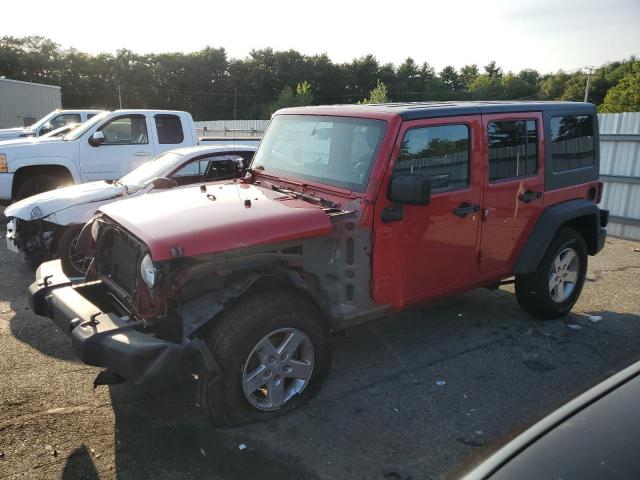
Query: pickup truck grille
[{"left": 97, "top": 227, "right": 141, "bottom": 299}]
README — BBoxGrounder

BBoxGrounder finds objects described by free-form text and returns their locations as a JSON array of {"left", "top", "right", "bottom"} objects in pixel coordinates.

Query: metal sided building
[{"left": 0, "top": 78, "right": 62, "bottom": 128}]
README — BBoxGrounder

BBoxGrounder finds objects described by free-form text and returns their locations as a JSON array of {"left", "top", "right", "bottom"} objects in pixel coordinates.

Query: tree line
[{"left": 1, "top": 36, "right": 638, "bottom": 120}]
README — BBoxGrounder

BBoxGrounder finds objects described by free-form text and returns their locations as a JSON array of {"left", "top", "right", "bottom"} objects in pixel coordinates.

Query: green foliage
[
  {"left": 360, "top": 80, "right": 389, "bottom": 104},
  {"left": 268, "top": 81, "right": 314, "bottom": 115},
  {"left": 600, "top": 62, "right": 640, "bottom": 112},
  {"left": 1, "top": 36, "right": 638, "bottom": 118}
]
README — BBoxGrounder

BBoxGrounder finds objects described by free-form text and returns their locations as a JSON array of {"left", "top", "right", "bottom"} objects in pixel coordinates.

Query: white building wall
[{"left": 0, "top": 78, "right": 62, "bottom": 128}]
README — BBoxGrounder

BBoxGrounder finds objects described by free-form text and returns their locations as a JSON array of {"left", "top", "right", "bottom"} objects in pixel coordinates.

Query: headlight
[
  {"left": 90, "top": 220, "right": 100, "bottom": 241},
  {"left": 0, "top": 154, "right": 7, "bottom": 173},
  {"left": 140, "top": 253, "right": 156, "bottom": 288}
]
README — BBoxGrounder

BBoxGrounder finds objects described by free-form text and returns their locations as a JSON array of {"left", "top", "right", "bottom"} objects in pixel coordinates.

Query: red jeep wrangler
[{"left": 29, "top": 101, "right": 608, "bottom": 426}]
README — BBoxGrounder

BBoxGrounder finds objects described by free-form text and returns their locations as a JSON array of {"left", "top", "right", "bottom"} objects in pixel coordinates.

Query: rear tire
[
  {"left": 199, "top": 290, "right": 331, "bottom": 427},
  {"left": 14, "top": 175, "right": 64, "bottom": 201},
  {"left": 515, "top": 227, "right": 588, "bottom": 319},
  {"left": 56, "top": 225, "right": 90, "bottom": 277}
]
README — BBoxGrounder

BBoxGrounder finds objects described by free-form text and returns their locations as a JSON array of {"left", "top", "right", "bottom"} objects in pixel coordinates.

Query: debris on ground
[
  {"left": 238, "top": 443, "right": 247, "bottom": 451},
  {"left": 435, "top": 380, "right": 446, "bottom": 386},
  {"left": 566, "top": 324, "right": 583, "bottom": 330},
  {"left": 633, "top": 248, "right": 640, "bottom": 253},
  {"left": 588, "top": 315, "right": 603, "bottom": 323},
  {"left": 44, "top": 445, "right": 58, "bottom": 457}
]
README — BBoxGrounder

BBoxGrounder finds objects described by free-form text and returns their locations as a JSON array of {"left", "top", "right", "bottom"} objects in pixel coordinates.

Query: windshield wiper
[{"left": 271, "top": 184, "right": 337, "bottom": 209}]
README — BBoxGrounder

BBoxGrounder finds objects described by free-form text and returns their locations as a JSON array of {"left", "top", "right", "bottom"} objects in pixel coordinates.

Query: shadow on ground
[{"left": 52, "top": 298, "right": 640, "bottom": 479}]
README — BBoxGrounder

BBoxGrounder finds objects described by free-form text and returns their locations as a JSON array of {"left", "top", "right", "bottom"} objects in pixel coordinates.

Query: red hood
[{"left": 99, "top": 182, "right": 332, "bottom": 261}]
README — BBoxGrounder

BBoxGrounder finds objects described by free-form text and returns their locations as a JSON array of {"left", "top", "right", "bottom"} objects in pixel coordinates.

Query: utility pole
[
  {"left": 117, "top": 85, "right": 123, "bottom": 109},
  {"left": 583, "top": 67, "right": 596, "bottom": 103},
  {"left": 233, "top": 88, "right": 237, "bottom": 120}
]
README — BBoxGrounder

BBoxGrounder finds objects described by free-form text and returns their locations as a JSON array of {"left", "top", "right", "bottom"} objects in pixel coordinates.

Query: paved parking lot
[{"left": 1, "top": 218, "right": 639, "bottom": 479}]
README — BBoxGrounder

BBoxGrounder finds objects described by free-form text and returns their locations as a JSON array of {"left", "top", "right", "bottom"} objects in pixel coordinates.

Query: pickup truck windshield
[
  {"left": 119, "top": 151, "right": 184, "bottom": 188},
  {"left": 252, "top": 115, "right": 387, "bottom": 191},
  {"left": 64, "top": 112, "right": 110, "bottom": 141}
]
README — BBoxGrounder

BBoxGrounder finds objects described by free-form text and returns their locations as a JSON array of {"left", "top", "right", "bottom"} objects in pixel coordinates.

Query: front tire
[
  {"left": 515, "top": 227, "right": 588, "bottom": 319},
  {"left": 56, "top": 225, "right": 91, "bottom": 277},
  {"left": 14, "top": 175, "right": 63, "bottom": 201},
  {"left": 199, "top": 290, "right": 331, "bottom": 427}
]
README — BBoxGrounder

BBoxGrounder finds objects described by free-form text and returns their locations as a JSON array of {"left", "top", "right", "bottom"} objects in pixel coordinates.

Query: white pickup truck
[
  {"left": 0, "top": 109, "right": 104, "bottom": 141},
  {"left": 0, "top": 109, "right": 260, "bottom": 201}
]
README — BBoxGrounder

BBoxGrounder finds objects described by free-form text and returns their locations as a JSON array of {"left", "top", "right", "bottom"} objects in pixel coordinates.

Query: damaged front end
[
  {"left": 28, "top": 193, "right": 390, "bottom": 388},
  {"left": 6, "top": 216, "right": 57, "bottom": 263}
]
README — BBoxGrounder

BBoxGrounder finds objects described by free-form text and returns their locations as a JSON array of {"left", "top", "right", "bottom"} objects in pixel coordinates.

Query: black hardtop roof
[{"left": 280, "top": 101, "right": 596, "bottom": 120}]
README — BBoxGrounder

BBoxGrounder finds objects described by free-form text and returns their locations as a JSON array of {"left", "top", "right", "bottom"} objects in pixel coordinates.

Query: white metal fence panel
[
  {"left": 194, "top": 119, "right": 269, "bottom": 138},
  {"left": 598, "top": 112, "right": 640, "bottom": 241}
]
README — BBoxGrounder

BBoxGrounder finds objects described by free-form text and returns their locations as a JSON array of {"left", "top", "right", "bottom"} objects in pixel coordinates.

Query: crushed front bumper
[{"left": 28, "top": 260, "right": 217, "bottom": 384}]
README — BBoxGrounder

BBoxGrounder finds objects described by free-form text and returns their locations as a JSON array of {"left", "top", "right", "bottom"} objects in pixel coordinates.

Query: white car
[
  {"left": 5, "top": 144, "right": 256, "bottom": 276},
  {"left": 0, "top": 109, "right": 103, "bottom": 141},
  {"left": 0, "top": 124, "right": 80, "bottom": 146},
  {"left": 0, "top": 109, "right": 260, "bottom": 201}
]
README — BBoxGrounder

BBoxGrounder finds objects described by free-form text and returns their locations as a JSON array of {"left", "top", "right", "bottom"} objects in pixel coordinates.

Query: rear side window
[
  {"left": 395, "top": 124, "right": 469, "bottom": 191},
  {"left": 488, "top": 120, "right": 538, "bottom": 181},
  {"left": 155, "top": 115, "right": 184, "bottom": 144},
  {"left": 550, "top": 115, "right": 594, "bottom": 172}
]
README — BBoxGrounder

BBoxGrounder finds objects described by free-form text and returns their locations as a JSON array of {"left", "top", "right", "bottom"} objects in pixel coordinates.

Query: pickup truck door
[
  {"left": 372, "top": 115, "right": 483, "bottom": 308},
  {"left": 478, "top": 112, "right": 545, "bottom": 274},
  {"left": 79, "top": 114, "right": 155, "bottom": 181}
]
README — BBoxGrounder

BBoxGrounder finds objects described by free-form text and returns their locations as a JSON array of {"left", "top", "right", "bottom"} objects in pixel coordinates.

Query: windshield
[
  {"left": 120, "top": 151, "right": 185, "bottom": 187},
  {"left": 64, "top": 111, "right": 110, "bottom": 141},
  {"left": 251, "top": 115, "right": 387, "bottom": 192},
  {"left": 27, "top": 111, "right": 59, "bottom": 132}
]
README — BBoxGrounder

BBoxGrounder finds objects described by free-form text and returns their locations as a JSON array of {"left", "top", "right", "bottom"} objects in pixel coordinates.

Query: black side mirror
[
  {"left": 150, "top": 176, "right": 178, "bottom": 189},
  {"left": 388, "top": 174, "right": 431, "bottom": 205},
  {"left": 39, "top": 122, "right": 53, "bottom": 136},
  {"left": 89, "top": 131, "right": 106, "bottom": 146}
]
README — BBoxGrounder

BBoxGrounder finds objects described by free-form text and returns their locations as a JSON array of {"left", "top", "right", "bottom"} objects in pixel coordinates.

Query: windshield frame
[
  {"left": 63, "top": 111, "right": 110, "bottom": 141},
  {"left": 119, "top": 151, "right": 186, "bottom": 189},
  {"left": 251, "top": 114, "right": 388, "bottom": 193}
]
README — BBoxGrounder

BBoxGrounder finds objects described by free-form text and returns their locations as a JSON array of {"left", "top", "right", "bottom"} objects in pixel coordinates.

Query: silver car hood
[{"left": 4, "top": 181, "right": 126, "bottom": 221}]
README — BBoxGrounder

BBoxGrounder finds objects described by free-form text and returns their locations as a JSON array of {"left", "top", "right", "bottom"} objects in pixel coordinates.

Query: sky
[{"left": 4, "top": 0, "right": 640, "bottom": 74}]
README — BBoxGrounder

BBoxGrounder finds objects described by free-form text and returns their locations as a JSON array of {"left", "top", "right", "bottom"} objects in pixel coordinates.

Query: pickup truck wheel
[
  {"left": 515, "top": 227, "right": 587, "bottom": 319},
  {"left": 14, "top": 175, "right": 61, "bottom": 201},
  {"left": 56, "top": 225, "right": 91, "bottom": 277},
  {"left": 199, "top": 291, "right": 330, "bottom": 427}
]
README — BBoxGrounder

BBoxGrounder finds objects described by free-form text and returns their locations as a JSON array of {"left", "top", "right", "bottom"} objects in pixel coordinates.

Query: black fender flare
[{"left": 514, "top": 199, "right": 601, "bottom": 275}]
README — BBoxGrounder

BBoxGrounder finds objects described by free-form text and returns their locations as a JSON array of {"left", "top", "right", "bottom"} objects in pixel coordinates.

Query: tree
[
  {"left": 267, "top": 80, "right": 314, "bottom": 115},
  {"left": 600, "top": 63, "right": 640, "bottom": 112},
  {"left": 360, "top": 80, "right": 389, "bottom": 104},
  {"left": 483, "top": 60, "right": 502, "bottom": 80},
  {"left": 459, "top": 64, "right": 480, "bottom": 88}
]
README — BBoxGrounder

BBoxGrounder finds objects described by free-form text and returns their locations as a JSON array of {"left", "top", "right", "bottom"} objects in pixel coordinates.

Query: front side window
[
  {"left": 395, "top": 124, "right": 470, "bottom": 191},
  {"left": 155, "top": 114, "right": 184, "bottom": 144},
  {"left": 99, "top": 115, "right": 149, "bottom": 145},
  {"left": 550, "top": 115, "right": 594, "bottom": 172},
  {"left": 51, "top": 114, "right": 81, "bottom": 129},
  {"left": 488, "top": 120, "right": 538, "bottom": 181},
  {"left": 252, "top": 115, "right": 387, "bottom": 191}
]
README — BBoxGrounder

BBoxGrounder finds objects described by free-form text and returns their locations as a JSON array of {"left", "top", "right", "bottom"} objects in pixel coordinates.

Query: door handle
[
  {"left": 453, "top": 202, "right": 480, "bottom": 218},
  {"left": 518, "top": 190, "right": 542, "bottom": 203},
  {"left": 134, "top": 151, "right": 151, "bottom": 157}
]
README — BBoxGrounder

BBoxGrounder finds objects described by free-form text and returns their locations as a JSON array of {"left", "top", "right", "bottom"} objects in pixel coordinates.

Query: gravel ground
[{"left": 1, "top": 219, "right": 639, "bottom": 480}]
